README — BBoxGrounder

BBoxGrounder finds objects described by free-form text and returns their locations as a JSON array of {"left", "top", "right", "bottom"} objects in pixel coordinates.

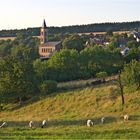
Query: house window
[
  {"left": 45, "top": 48, "right": 48, "bottom": 52},
  {"left": 42, "top": 48, "right": 44, "bottom": 52},
  {"left": 48, "top": 48, "right": 52, "bottom": 53}
]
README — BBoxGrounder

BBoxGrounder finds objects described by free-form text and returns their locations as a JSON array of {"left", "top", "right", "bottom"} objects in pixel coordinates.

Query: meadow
[
  {"left": 0, "top": 82, "right": 140, "bottom": 139},
  {"left": 0, "top": 37, "right": 16, "bottom": 41}
]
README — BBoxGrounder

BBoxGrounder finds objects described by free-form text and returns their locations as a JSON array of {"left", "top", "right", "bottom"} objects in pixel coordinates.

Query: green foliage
[
  {"left": 0, "top": 40, "right": 14, "bottom": 57},
  {"left": 0, "top": 56, "right": 37, "bottom": 103},
  {"left": 106, "top": 29, "right": 113, "bottom": 36},
  {"left": 33, "top": 59, "right": 48, "bottom": 81},
  {"left": 96, "top": 71, "right": 108, "bottom": 78},
  {"left": 47, "top": 49, "right": 80, "bottom": 81},
  {"left": 121, "top": 60, "right": 140, "bottom": 90},
  {"left": 33, "top": 46, "right": 122, "bottom": 82},
  {"left": 124, "top": 48, "right": 140, "bottom": 63},
  {"left": 39, "top": 80, "right": 57, "bottom": 94},
  {"left": 62, "top": 34, "right": 85, "bottom": 52},
  {"left": 127, "top": 40, "right": 139, "bottom": 48},
  {"left": 109, "top": 37, "right": 119, "bottom": 50},
  {"left": 49, "top": 33, "right": 62, "bottom": 41},
  {"left": 11, "top": 33, "right": 39, "bottom": 60},
  {"left": 80, "top": 46, "right": 122, "bottom": 75}
]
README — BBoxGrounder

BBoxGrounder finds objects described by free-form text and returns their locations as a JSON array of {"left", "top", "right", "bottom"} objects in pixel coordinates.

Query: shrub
[
  {"left": 96, "top": 71, "right": 108, "bottom": 82},
  {"left": 40, "top": 80, "right": 57, "bottom": 94},
  {"left": 96, "top": 71, "right": 108, "bottom": 78}
]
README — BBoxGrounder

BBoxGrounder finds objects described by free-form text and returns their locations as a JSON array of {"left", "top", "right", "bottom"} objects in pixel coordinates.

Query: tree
[
  {"left": 11, "top": 33, "right": 39, "bottom": 60},
  {"left": 62, "top": 34, "right": 85, "bottom": 52},
  {"left": 0, "top": 56, "right": 37, "bottom": 104},
  {"left": 33, "top": 59, "right": 48, "bottom": 82},
  {"left": 39, "top": 80, "right": 57, "bottom": 94},
  {"left": 96, "top": 71, "right": 108, "bottom": 82},
  {"left": 121, "top": 60, "right": 140, "bottom": 90},
  {"left": 106, "top": 29, "right": 113, "bottom": 36},
  {"left": 109, "top": 38, "right": 119, "bottom": 50},
  {"left": 127, "top": 40, "right": 139, "bottom": 48},
  {"left": 118, "top": 71, "right": 125, "bottom": 109},
  {"left": 47, "top": 49, "right": 80, "bottom": 81},
  {"left": 0, "top": 40, "right": 14, "bottom": 57},
  {"left": 124, "top": 48, "right": 140, "bottom": 63},
  {"left": 80, "top": 46, "right": 122, "bottom": 76}
]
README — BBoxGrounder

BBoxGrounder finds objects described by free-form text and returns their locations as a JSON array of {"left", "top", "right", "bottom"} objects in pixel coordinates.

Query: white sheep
[
  {"left": 87, "top": 119, "right": 94, "bottom": 127},
  {"left": 29, "top": 121, "right": 34, "bottom": 128},
  {"left": 41, "top": 120, "right": 47, "bottom": 128},
  {"left": 124, "top": 114, "right": 129, "bottom": 121},
  {"left": 101, "top": 117, "right": 105, "bottom": 124},
  {"left": 0, "top": 122, "right": 7, "bottom": 128}
]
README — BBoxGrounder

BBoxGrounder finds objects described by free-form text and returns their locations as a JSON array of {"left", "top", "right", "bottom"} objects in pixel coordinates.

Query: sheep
[
  {"left": 124, "top": 114, "right": 129, "bottom": 122},
  {"left": 29, "top": 121, "right": 34, "bottom": 128},
  {"left": 0, "top": 122, "right": 7, "bottom": 128},
  {"left": 101, "top": 117, "right": 105, "bottom": 124},
  {"left": 41, "top": 120, "right": 47, "bottom": 128},
  {"left": 87, "top": 119, "right": 94, "bottom": 127}
]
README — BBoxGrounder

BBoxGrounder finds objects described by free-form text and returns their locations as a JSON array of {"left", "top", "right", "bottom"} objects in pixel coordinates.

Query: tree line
[{"left": 0, "top": 21, "right": 140, "bottom": 37}]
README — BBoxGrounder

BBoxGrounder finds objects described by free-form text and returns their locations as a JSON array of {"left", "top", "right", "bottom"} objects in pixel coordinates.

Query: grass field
[
  {"left": 0, "top": 36, "right": 39, "bottom": 41},
  {"left": 0, "top": 82, "right": 140, "bottom": 139},
  {"left": 0, "top": 37, "right": 16, "bottom": 41}
]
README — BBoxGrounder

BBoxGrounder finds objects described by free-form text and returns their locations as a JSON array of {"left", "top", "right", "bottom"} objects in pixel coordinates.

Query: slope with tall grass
[{"left": 0, "top": 82, "right": 140, "bottom": 139}]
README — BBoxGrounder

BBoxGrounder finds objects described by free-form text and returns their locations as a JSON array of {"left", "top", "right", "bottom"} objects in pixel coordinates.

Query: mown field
[
  {"left": 0, "top": 37, "right": 16, "bottom": 41},
  {"left": 0, "top": 82, "right": 140, "bottom": 139}
]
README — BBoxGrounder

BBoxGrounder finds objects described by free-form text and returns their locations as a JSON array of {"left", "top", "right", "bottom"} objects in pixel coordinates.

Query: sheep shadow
[
  {"left": 127, "top": 115, "right": 140, "bottom": 121},
  {"left": 93, "top": 116, "right": 117, "bottom": 125}
]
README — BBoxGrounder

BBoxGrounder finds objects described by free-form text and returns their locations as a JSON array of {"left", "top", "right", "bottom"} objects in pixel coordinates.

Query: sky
[{"left": 0, "top": 0, "right": 140, "bottom": 30}]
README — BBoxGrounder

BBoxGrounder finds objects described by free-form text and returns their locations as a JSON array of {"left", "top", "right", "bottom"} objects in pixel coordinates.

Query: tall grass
[{"left": 0, "top": 82, "right": 140, "bottom": 139}]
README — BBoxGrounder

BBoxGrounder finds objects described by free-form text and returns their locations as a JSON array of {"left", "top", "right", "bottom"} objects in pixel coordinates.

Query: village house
[
  {"left": 39, "top": 20, "right": 61, "bottom": 59},
  {"left": 133, "top": 31, "right": 140, "bottom": 43}
]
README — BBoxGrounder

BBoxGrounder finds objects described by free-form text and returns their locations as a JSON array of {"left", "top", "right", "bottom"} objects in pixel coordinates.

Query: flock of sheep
[
  {"left": 87, "top": 114, "right": 129, "bottom": 127},
  {"left": 0, "top": 114, "right": 129, "bottom": 128},
  {"left": 0, "top": 119, "right": 48, "bottom": 128}
]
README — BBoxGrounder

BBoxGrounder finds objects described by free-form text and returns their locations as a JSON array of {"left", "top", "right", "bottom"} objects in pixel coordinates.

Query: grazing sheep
[
  {"left": 124, "top": 114, "right": 129, "bottom": 121},
  {"left": 0, "top": 122, "right": 7, "bottom": 128},
  {"left": 41, "top": 120, "right": 47, "bottom": 128},
  {"left": 29, "top": 121, "right": 34, "bottom": 128},
  {"left": 87, "top": 120, "right": 93, "bottom": 127},
  {"left": 101, "top": 117, "right": 105, "bottom": 124}
]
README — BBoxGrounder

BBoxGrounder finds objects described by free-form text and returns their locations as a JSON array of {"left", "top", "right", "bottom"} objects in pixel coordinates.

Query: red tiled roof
[{"left": 39, "top": 41, "right": 61, "bottom": 47}]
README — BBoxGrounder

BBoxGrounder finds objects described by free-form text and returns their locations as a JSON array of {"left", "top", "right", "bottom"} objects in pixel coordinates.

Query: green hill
[{"left": 0, "top": 82, "right": 140, "bottom": 139}]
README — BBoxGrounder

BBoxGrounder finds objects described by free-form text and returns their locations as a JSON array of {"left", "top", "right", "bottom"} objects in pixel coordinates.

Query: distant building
[
  {"left": 39, "top": 20, "right": 61, "bottom": 59},
  {"left": 133, "top": 31, "right": 140, "bottom": 42},
  {"left": 120, "top": 47, "right": 129, "bottom": 56}
]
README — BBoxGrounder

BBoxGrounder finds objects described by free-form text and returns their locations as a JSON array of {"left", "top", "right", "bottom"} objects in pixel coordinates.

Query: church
[{"left": 39, "top": 20, "right": 61, "bottom": 59}]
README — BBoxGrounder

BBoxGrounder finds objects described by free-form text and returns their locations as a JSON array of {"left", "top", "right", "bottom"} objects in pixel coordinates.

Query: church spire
[
  {"left": 40, "top": 19, "right": 48, "bottom": 44},
  {"left": 42, "top": 19, "right": 47, "bottom": 28}
]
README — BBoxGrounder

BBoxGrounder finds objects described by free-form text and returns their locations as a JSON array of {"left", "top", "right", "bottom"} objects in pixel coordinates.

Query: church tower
[{"left": 40, "top": 19, "right": 48, "bottom": 44}]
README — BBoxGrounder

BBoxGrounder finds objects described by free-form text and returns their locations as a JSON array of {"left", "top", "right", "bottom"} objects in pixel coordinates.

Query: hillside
[
  {"left": 0, "top": 21, "right": 140, "bottom": 37},
  {"left": 0, "top": 82, "right": 140, "bottom": 139}
]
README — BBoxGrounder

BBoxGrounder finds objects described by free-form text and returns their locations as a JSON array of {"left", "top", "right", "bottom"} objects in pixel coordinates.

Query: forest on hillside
[{"left": 0, "top": 21, "right": 140, "bottom": 37}]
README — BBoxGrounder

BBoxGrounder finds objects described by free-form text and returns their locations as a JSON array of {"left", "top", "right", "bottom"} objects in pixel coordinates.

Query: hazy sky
[{"left": 0, "top": 0, "right": 140, "bottom": 30}]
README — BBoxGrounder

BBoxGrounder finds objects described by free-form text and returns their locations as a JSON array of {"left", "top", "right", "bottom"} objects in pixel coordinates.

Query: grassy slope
[{"left": 0, "top": 82, "right": 140, "bottom": 139}]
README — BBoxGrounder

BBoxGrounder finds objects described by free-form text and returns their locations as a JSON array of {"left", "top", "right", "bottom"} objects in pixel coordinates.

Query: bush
[
  {"left": 96, "top": 71, "right": 108, "bottom": 78},
  {"left": 96, "top": 71, "right": 108, "bottom": 82},
  {"left": 40, "top": 80, "right": 57, "bottom": 94}
]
